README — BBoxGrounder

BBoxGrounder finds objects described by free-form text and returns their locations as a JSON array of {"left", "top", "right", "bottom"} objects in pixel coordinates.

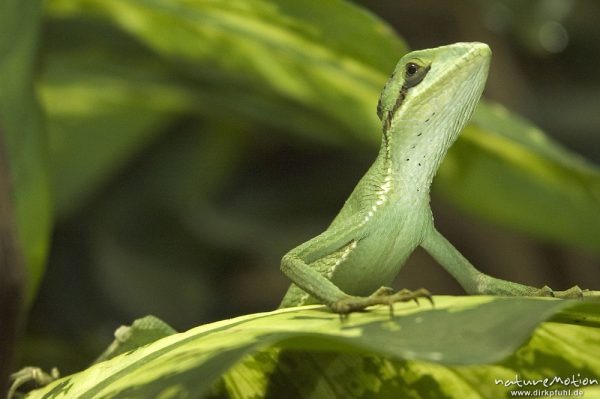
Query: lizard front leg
[
  {"left": 280, "top": 214, "right": 433, "bottom": 314},
  {"left": 280, "top": 251, "right": 350, "bottom": 306},
  {"left": 283, "top": 249, "right": 432, "bottom": 315},
  {"left": 421, "top": 228, "right": 590, "bottom": 298}
]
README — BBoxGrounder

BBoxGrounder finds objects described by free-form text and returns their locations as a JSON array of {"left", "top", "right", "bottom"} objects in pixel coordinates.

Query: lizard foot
[
  {"left": 8, "top": 367, "right": 60, "bottom": 399},
  {"left": 531, "top": 285, "right": 586, "bottom": 299},
  {"left": 330, "top": 288, "right": 433, "bottom": 319}
]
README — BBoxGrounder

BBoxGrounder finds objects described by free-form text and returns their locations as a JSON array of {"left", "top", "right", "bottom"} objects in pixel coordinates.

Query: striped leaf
[{"left": 24, "top": 296, "right": 600, "bottom": 398}]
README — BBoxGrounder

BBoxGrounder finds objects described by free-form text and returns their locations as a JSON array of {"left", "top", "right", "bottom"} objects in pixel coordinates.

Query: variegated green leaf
[{"left": 24, "top": 297, "right": 600, "bottom": 398}]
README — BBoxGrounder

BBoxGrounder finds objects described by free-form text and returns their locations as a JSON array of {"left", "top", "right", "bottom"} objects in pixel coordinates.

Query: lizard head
[
  {"left": 376, "top": 42, "right": 491, "bottom": 192},
  {"left": 377, "top": 42, "right": 491, "bottom": 136}
]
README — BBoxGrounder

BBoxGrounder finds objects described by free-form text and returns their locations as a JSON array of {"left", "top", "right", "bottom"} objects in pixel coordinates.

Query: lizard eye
[
  {"left": 406, "top": 63, "right": 419, "bottom": 76},
  {"left": 404, "top": 62, "right": 430, "bottom": 88}
]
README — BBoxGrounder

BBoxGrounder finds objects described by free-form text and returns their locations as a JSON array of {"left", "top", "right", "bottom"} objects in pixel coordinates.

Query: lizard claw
[{"left": 369, "top": 286, "right": 396, "bottom": 297}]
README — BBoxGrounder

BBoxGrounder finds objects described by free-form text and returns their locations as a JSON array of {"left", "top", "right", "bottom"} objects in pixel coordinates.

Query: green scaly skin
[{"left": 279, "top": 42, "right": 586, "bottom": 314}]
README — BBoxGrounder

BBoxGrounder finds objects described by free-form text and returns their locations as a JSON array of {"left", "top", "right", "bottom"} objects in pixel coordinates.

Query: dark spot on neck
[{"left": 417, "top": 132, "right": 422, "bottom": 137}]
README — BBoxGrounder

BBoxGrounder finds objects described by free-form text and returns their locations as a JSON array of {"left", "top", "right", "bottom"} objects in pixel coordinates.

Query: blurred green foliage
[
  {"left": 41, "top": 0, "right": 600, "bottom": 255},
  {"left": 1, "top": 0, "right": 599, "bottom": 387},
  {"left": 0, "top": 0, "right": 51, "bottom": 301}
]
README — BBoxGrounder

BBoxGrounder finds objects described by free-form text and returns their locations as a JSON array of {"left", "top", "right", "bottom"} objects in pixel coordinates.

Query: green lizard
[{"left": 279, "top": 42, "right": 585, "bottom": 314}]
